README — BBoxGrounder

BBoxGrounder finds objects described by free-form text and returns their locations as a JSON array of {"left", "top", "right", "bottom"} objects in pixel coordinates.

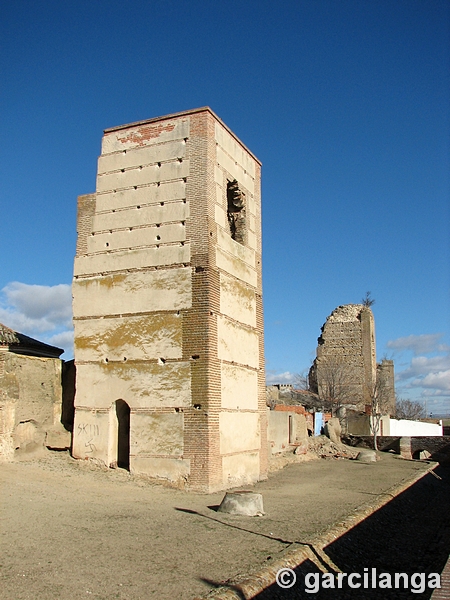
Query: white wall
[{"left": 389, "top": 418, "right": 443, "bottom": 436}]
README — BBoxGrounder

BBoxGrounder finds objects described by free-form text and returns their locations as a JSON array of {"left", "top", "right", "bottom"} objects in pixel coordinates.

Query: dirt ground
[{"left": 0, "top": 449, "right": 438, "bottom": 600}]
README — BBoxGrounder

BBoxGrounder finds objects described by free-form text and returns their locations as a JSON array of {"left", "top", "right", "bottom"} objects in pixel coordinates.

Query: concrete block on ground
[
  {"left": 217, "top": 491, "right": 264, "bottom": 516},
  {"left": 356, "top": 449, "right": 377, "bottom": 463}
]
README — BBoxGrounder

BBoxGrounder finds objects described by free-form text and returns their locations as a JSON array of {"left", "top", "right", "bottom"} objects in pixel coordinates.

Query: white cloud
[
  {"left": 47, "top": 330, "right": 74, "bottom": 354},
  {"left": 266, "top": 370, "right": 295, "bottom": 384},
  {"left": 396, "top": 354, "right": 450, "bottom": 381},
  {"left": 0, "top": 282, "right": 72, "bottom": 332},
  {"left": 388, "top": 333, "right": 450, "bottom": 414},
  {"left": 387, "top": 333, "right": 448, "bottom": 356},
  {"left": 413, "top": 370, "right": 450, "bottom": 393},
  {"left": 0, "top": 282, "right": 73, "bottom": 357}
]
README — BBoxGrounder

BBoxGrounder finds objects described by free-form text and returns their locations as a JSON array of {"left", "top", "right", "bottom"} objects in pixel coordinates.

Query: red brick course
[{"left": 431, "top": 554, "right": 450, "bottom": 598}]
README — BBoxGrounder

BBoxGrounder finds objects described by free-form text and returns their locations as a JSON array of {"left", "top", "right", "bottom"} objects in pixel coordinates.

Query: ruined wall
[
  {"left": 268, "top": 409, "right": 308, "bottom": 455},
  {"left": 309, "top": 304, "right": 376, "bottom": 411},
  {"left": 72, "top": 108, "right": 266, "bottom": 492},
  {"left": 0, "top": 350, "right": 66, "bottom": 460},
  {"left": 273, "top": 403, "right": 314, "bottom": 435},
  {"left": 347, "top": 436, "right": 450, "bottom": 462}
]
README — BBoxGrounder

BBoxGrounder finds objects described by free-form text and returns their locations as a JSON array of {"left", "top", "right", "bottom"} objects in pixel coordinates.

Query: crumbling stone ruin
[
  {"left": 309, "top": 304, "right": 395, "bottom": 414},
  {"left": 376, "top": 357, "right": 395, "bottom": 413},
  {"left": 0, "top": 323, "right": 69, "bottom": 460},
  {"left": 226, "top": 179, "right": 246, "bottom": 243},
  {"left": 72, "top": 107, "right": 267, "bottom": 492}
]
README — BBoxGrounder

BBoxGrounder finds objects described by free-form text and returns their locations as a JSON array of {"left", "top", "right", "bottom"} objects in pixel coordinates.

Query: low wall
[
  {"left": 389, "top": 418, "right": 442, "bottom": 436},
  {"left": 273, "top": 404, "right": 313, "bottom": 433},
  {"left": 345, "top": 435, "right": 450, "bottom": 462},
  {"left": 347, "top": 414, "right": 390, "bottom": 436}
]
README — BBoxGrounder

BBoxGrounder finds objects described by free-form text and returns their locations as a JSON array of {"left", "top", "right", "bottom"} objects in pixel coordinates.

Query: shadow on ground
[{"left": 205, "top": 464, "right": 450, "bottom": 599}]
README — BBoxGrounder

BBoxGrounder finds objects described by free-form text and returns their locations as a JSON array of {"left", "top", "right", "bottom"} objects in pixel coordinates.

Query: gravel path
[{"left": 0, "top": 450, "right": 442, "bottom": 600}]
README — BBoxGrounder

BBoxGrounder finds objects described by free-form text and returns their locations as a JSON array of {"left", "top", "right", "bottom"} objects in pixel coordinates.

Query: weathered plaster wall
[
  {"left": 11, "top": 354, "right": 61, "bottom": 425},
  {"left": 346, "top": 412, "right": 372, "bottom": 436},
  {"left": 221, "top": 363, "right": 258, "bottom": 410},
  {"left": 273, "top": 403, "right": 314, "bottom": 435},
  {"left": 217, "top": 317, "right": 259, "bottom": 368},
  {"left": 0, "top": 350, "right": 66, "bottom": 460},
  {"left": 73, "top": 409, "right": 109, "bottom": 459},
  {"left": 219, "top": 273, "right": 256, "bottom": 327},
  {"left": 73, "top": 268, "right": 192, "bottom": 316},
  {"left": 222, "top": 452, "right": 260, "bottom": 488},
  {"left": 74, "top": 362, "right": 192, "bottom": 408},
  {"left": 73, "top": 112, "right": 194, "bottom": 481},
  {"left": 74, "top": 313, "right": 183, "bottom": 362}
]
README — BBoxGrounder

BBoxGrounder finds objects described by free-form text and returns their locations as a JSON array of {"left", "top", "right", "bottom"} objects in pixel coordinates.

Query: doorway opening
[
  {"left": 288, "top": 415, "right": 295, "bottom": 444},
  {"left": 115, "top": 400, "right": 130, "bottom": 470}
]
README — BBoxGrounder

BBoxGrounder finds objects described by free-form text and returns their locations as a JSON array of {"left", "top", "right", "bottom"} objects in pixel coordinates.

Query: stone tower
[
  {"left": 309, "top": 304, "right": 377, "bottom": 410},
  {"left": 376, "top": 358, "right": 396, "bottom": 415},
  {"left": 72, "top": 108, "right": 267, "bottom": 492}
]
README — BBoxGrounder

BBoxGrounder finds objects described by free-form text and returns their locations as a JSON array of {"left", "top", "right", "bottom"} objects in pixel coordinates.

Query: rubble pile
[
  {"left": 268, "top": 433, "right": 360, "bottom": 474},
  {"left": 307, "top": 435, "right": 359, "bottom": 460}
]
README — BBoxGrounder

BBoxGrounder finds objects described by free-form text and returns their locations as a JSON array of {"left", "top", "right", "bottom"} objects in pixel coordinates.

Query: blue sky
[{"left": 1, "top": 0, "right": 449, "bottom": 414}]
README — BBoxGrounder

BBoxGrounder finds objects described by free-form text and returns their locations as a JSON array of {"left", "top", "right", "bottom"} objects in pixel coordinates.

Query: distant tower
[
  {"left": 376, "top": 358, "right": 396, "bottom": 415},
  {"left": 72, "top": 108, "right": 267, "bottom": 492}
]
